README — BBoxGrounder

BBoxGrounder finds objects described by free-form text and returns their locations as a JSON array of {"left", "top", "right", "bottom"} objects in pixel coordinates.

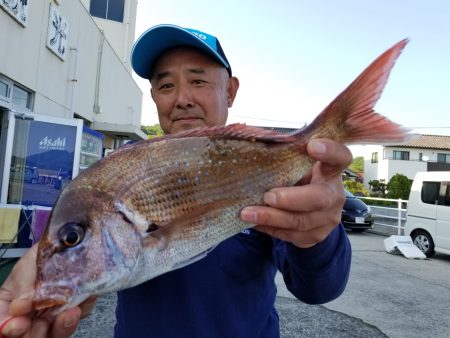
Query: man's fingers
[
  {"left": 262, "top": 183, "right": 341, "bottom": 213},
  {"left": 307, "top": 139, "right": 352, "bottom": 167},
  {"left": 50, "top": 307, "right": 81, "bottom": 338},
  {"left": 0, "top": 316, "right": 31, "bottom": 337},
  {"left": 79, "top": 296, "right": 97, "bottom": 318}
]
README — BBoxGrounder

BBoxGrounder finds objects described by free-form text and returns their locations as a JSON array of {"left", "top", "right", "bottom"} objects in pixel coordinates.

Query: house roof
[{"left": 386, "top": 134, "right": 450, "bottom": 150}]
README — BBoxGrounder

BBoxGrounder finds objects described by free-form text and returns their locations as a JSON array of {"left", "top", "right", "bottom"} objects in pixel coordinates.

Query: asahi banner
[{"left": 8, "top": 119, "right": 77, "bottom": 207}]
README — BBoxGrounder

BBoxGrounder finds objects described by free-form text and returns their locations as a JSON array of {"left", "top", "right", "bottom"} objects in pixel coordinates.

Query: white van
[{"left": 404, "top": 171, "right": 450, "bottom": 257}]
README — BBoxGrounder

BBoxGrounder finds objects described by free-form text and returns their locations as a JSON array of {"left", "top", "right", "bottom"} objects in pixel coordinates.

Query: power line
[
  {"left": 407, "top": 126, "right": 450, "bottom": 129},
  {"left": 229, "top": 114, "right": 307, "bottom": 125}
]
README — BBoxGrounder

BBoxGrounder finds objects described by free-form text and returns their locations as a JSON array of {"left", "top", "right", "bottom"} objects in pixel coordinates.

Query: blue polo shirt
[{"left": 114, "top": 224, "right": 351, "bottom": 338}]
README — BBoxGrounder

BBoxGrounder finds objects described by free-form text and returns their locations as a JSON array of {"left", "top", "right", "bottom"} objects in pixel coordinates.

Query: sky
[{"left": 132, "top": 1, "right": 450, "bottom": 156}]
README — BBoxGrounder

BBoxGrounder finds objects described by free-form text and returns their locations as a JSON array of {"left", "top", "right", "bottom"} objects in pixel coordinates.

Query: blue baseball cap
[{"left": 131, "top": 24, "right": 232, "bottom": 80}]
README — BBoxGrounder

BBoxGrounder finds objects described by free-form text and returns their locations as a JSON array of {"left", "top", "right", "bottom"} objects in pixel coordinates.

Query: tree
[
  {"left": 141, "top": 124, "right": 164, "bottom": 138},
  {"left": 387, "top": 173, "right": 412, "bottom": 200},
  {"left": 349, "top": 156, "right": 364, "bottom": 173},
  {"left": 343, "top": 180, "right": 369, "bottom": 196},
  {"left": 369, "top": 179, "right": 387, "bottom": 197}
]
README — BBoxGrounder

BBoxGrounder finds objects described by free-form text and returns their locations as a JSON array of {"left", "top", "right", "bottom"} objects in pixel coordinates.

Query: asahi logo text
[{"left": 39, "top": 136, "right": 66, "bottom": 150}]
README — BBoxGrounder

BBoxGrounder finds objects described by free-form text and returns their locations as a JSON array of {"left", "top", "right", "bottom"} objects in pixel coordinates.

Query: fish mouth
[{"left": 32, "top": 284, "right": 74, "bottom": 314}]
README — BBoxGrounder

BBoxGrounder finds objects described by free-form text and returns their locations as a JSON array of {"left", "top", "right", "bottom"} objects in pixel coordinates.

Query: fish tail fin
[{"left": 295, "top": 38, "right": 413, "bottom": 145}]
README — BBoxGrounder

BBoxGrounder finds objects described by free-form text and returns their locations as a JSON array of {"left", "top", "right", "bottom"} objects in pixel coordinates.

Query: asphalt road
[{"left": 72, "top": 232, "right": 450, "bottom": 338}]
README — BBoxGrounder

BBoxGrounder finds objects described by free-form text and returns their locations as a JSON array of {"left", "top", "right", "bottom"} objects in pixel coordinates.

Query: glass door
[{"left": 1, "top": 111, "right": 83, "bottom": 207}]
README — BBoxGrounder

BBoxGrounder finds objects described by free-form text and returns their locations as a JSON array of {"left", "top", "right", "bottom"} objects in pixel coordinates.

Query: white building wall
[
  {"left": 387, "top": 160, "right": 426, "bottom": 181},
  {"left": 363, "top": 145, "right": 383, "bottom": 187},
  {"left": 95, "top": 43, "right": 141, "bottom": 126},
  {"left": 79, "top": 0, "right": 137, "bottom": 73},
  {"left": 363, "top": 145, "right": 450, "bottom": 189},
  {"left": 0, "top": 0, "right": 144, "bottom": 141}
]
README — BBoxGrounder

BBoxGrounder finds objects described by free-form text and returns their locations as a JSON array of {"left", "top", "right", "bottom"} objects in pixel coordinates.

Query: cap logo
[{"left": 190, "top": 31, "right": 208, "bottom": 41}]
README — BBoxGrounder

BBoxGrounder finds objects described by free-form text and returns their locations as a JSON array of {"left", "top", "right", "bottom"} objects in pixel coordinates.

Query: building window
[
  {"left": 437, "top": 153, "right": 450, "bottom": 163},
  {"left": 0, "top": 76, "right": 33, "bottom": 110},
  {"left": 371, "top": 152, "right": 378, "bottom": 163},
  {"left": 0, "top": 78, "right": 11, "bottom": 104},
  {"left": 393, "top": 150, "right": 409, "bottom": 160},
  {"left": 90, "top": 0, "right": 124, "bottom": 23},
  {"left": 12, "top": 85, "right": 32, "bottom": 110}
]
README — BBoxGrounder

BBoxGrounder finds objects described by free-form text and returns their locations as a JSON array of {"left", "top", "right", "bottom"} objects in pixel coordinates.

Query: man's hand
[
  {"left": 0, "top": 244, "right": 96, "bottom": 338},
  {"left": 240, "top": 139, "right": 352, "bottom": 248}
]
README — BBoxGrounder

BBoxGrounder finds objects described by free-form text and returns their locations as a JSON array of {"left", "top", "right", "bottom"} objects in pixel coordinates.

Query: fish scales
[
  {"left": 116, "top": 138, "right": 309, "bottom": 223},
  {"left": 34, "top": 39, "right": 413, "bottom": 314}
]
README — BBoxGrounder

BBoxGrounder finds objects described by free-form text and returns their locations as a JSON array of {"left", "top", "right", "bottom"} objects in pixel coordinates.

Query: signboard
[
  {"left": 384, "top": 235, "right": 426, "bottom": 259},
  {"left": 1, "top": 0, "right": 28, "bottom": 26},
  {"left": 47, "top": 3, "right": 69, "bottom": 60},
  {"left": 8, "top": 119, "right": 77, "bottom": 207}
]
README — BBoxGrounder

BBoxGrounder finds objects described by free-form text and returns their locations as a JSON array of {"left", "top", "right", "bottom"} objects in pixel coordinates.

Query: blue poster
[{"left": 8, "top": 120, "right": 77, "bottom": 207}]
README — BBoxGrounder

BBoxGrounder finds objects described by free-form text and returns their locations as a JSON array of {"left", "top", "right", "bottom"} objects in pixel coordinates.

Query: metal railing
[{"left": 358, "top": 197, "right": 408, "bottom": 236}]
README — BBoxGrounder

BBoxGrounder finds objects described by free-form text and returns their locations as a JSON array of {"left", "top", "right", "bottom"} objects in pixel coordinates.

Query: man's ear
[
  {"left": 150, "top": 87, "right": 155, "bottom": 102},
  {"left": 227, "top": 76, "right": 240, "bottom": 107}
]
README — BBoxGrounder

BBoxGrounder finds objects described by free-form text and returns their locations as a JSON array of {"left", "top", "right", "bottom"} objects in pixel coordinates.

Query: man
[{"left": 0, "top": 24, "right": 352, "bottom": 338}]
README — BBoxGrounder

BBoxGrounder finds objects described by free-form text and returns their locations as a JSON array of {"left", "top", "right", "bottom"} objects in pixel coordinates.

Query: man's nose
[{"left": 175, "top": 86, "right": 194, "bottom": 109}]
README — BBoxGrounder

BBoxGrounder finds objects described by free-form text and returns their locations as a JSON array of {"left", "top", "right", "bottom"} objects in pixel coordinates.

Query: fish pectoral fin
[
  {"left": 141, "top": 199, "right": 232, "bottom": 251},
  {"left": 171, "top": 245, "right": 217, "bottom": 270}
]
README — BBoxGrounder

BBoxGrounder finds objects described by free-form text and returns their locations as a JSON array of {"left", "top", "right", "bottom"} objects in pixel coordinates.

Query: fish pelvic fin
[{"left": 297, "top": 39, "right": 413, "bottom": 145}]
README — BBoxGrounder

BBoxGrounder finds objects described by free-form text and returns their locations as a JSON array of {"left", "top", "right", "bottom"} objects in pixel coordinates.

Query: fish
[{"left": 33, "top": 39, "right": 412, "bottom": 314}]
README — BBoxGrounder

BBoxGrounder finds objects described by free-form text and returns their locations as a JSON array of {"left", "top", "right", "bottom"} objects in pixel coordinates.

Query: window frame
[
  {"left": 393, "top": 150, "right": 410, "bottom": 161},
  {"left": 0, "top": 76, "right": 33, "bottom": 111},
  {"left": 89, "top": 0, "right": 125, "bottom": 23},
  {"left": 371, "top": 152, "right": 378, "bottom": 163},
  {"left": 437, "top": 153, "right": 450, "bottom": 163}
]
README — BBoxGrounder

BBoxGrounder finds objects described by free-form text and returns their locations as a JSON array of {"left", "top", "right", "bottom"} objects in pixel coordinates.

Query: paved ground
[{"left": 72, "top": 232, "right": 450, "bottom": 337}]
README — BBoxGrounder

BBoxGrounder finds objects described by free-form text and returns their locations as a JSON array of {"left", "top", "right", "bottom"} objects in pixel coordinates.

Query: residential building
[
  {"left": 363, "top": 135, "right": 450, "bottom": 188},
  {"left": 0, "top": 0, "right": 145, "bottom": 206}
]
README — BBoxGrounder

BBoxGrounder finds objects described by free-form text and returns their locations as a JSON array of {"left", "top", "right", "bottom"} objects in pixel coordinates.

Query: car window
[{"left": 345, "top": 189, "right": 355, "bottom": 198}]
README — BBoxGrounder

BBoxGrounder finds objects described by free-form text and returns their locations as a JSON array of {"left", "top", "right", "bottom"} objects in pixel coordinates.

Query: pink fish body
[{"left": 34, "top": 39, "right": 411, "bottom": 314}]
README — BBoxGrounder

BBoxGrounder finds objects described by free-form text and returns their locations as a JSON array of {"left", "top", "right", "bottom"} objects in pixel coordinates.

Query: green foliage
[
  {"left": 369, "top": 179, "right": 387, "bottom": 198},
  {"left": 349, "top": 156, "right": 364, "bottom": 172},
  {"left": 141, "top": 124, "right": 164, "bottom": 138},
  {"left": 386, "top": 173, "right": 412, "bottom": 200},
  {"left": 343, "top": 180, "right": 369, "bottom": 196}
]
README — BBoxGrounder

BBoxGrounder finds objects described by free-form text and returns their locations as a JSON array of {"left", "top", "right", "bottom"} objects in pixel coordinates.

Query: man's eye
[
  {"left": 159, "top": 83, "right": 173, "bottom": 90},
  {"left": 192, "top": 80, "right": 206, "bottom": 85}
]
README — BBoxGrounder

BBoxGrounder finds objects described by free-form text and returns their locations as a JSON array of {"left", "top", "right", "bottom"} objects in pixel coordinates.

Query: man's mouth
[{"left": 173, "top": 116, "right": 201, "bottom": 122}]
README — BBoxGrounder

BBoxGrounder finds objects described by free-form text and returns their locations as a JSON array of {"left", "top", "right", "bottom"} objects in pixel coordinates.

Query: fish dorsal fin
[{"left": 170, "top": 124, "right": 298, "bottom": 144}]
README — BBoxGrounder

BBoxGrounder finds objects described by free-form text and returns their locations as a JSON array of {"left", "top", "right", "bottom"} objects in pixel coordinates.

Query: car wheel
[
  {"left": 31, "top": 178, "right": 38, "bottom": 184},
  {"left": 412, "top": 230, "right": 435, "bottom": 258}
]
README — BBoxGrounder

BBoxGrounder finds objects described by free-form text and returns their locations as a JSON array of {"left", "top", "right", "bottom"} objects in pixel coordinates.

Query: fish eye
[{"left": 59, "top": 223, "right": 85, "bottom": 248}]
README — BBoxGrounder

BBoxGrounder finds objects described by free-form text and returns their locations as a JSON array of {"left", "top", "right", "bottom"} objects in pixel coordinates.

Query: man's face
[{"left": 150, "top": 47, "right": 239, "bottom": 134}]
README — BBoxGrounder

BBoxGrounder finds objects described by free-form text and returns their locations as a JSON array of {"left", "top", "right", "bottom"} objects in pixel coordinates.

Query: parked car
[
  {"left": 10, "top": 165, "right": 40, "bottom": 184},
  {"left": 341, "top": 189, "right": 373, "bottom": 232},
  {"left": 404, "top": 171, "right": 450, "bottom": 258}
]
